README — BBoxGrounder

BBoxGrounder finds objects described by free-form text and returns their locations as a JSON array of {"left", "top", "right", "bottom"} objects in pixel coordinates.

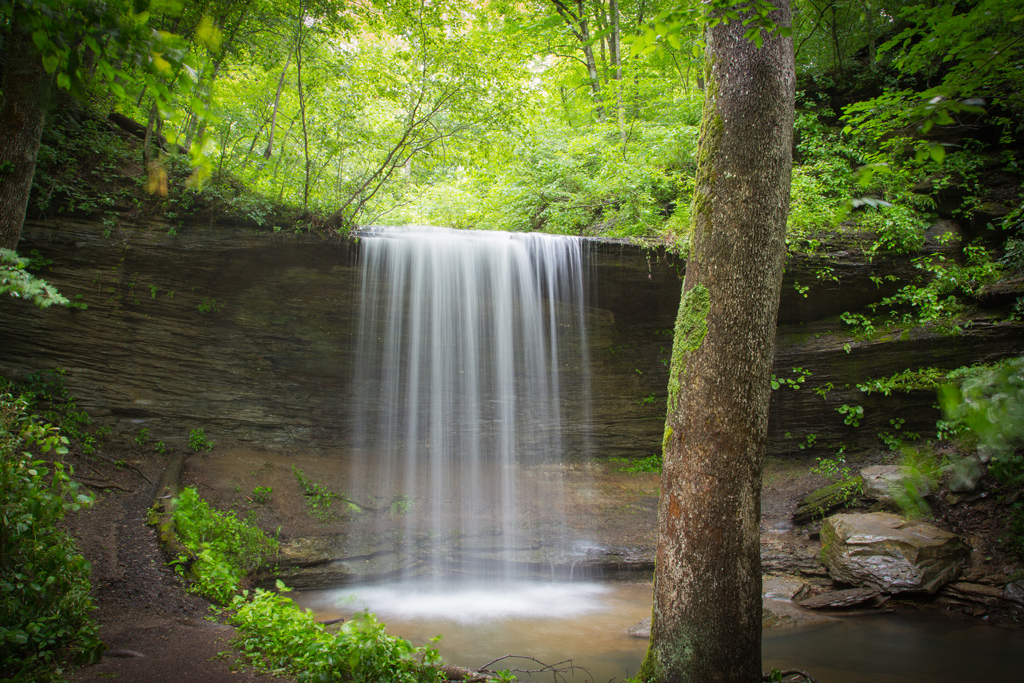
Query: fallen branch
[
  {"left": 108, "top": 112, "right": 188, "bottom": 155},
  {"left": 150, "top": 452, "right": 189, "bottom": 560},
  {"left": 77, "top": 477, "right": 133, "bottom": 492},
  {"left": 763, "top": 669, "right": 821, "bottom": 683}
]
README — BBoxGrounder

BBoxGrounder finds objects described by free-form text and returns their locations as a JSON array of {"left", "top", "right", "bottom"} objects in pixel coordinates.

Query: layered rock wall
[{"left": 2, "top": 219, "right": 1022, "bottom": 458}]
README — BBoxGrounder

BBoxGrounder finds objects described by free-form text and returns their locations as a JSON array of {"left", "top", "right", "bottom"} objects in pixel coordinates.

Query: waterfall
[{"left": 348, "top": 226, "right": 591, "bottom": 582}]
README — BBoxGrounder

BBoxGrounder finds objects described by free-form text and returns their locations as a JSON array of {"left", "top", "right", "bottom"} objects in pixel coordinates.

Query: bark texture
[
  {"left": 0, "top": 19, "right": 49, "bottom": 250},
  {"left": 640, "top": 5, "right": 795, "bottom": 682}
]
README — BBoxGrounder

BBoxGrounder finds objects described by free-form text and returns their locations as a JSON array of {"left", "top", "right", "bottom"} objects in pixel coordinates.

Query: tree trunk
[
  {"left": 578, "top": 10, "right": 606, "bottom": 122},
  {"left": 638, "top": 2, "right": 795, "bottom": 681},
  {"left": 264, "top": 47, "right": 293, "bottom": 159},
  {"left": 0, "top": 19, "right": 49, "bottom": 250},
  {"left": 550, "top": 1, "right": 606, "bottom": 122},
  {"left": 609, "top": 0, "right": 626, "bottom": 147},
  {"left": 862, "top": 0, "right": 876, "bottom": 70},
  {"left": 296, "top": 9, "right": 311, "bottom": 213}
]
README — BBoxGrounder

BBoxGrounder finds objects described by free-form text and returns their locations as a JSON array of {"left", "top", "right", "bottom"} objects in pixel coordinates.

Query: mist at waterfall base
[
  {"left": 293, "top": 583, "right": 1024, "bottom": 683},
  {"left": 307, "top": 226, "right": 1024, "bottom": 682}
]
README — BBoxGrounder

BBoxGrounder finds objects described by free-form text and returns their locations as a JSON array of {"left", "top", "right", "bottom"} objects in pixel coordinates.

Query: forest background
[
  {"left": 1, "top": 0, "right": 1021, "bottom": 274},
  {"left": 3, "top": 1, "right": 1024, "bottom": 681}
]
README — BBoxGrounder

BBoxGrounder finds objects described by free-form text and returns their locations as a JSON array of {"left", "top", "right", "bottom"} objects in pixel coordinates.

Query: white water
[{"left": 348, "top": 226, "right": 591, "bottom": 581}]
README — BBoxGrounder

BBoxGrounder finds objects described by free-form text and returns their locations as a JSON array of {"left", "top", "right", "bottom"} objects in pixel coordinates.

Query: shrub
[
  {"left": 0, "top": 390, "right": 103, "bottom": 681},
  {"left": 229, "top": 582, "right": 442, "bottom": 683},
  {"left": 170, "top": 487, "right": 278, "bottom": 604}
]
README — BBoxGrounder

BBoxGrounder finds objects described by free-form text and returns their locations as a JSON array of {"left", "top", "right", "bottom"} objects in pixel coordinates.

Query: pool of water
[{"left": 293, "top": 581, "right": 1024, "bottom": 682}]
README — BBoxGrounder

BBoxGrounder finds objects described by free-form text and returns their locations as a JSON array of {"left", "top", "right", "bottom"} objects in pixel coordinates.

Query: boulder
[
  {"left": 860, "top": 465, "right": 932, "bottom": 505},
  {"left": 1004, "top": 580, "right": 1024, "bottom": 606},
  {"left": 820, "top": 512, "right": 968, "bottom": 594}
]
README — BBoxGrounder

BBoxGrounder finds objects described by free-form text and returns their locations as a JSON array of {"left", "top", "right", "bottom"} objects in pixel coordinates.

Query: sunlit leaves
[{"left": 627, "top": 0, "right": 791, "bottom": 57}]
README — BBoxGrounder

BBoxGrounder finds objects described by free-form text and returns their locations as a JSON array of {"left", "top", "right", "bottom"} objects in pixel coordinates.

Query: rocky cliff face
[{"left": 2, "top": 218, "right": 1022, "bottom": 459}]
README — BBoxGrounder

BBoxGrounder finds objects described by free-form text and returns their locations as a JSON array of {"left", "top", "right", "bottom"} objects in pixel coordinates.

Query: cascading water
[{"left": 347, "top": 226, "right": 592, "bottom": 585}]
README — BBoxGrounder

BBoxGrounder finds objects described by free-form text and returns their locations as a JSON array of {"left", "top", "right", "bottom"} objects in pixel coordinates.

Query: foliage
[
  {"left": 291, "top": 465, "right": 339, "bottom": 522},
  {"left": 770, "top": 367, "right": 811, "bottom": 391},
  {"left": 940, "top": 356, "right": 1024, "bottom": 555},
  {"left": 389, "top": 494, "right": 413, "bottom": 516},
  {"left": 869, "top": 243, "right": 1003, "bottom": 328},
  {"left": 836, "top": 404, "right": 864, "bottom": 427},
  {"left": 189, "top": 428, "right": 214, "bottom": 452},
  {"left": 229, "top": 581, "right": 442, "bottom": 683},
  {"left": 0, "top": 388, "right": 103, "bottom": 681},
  {"left": 251, "top": 486, "right": 273, "bottom": 504},
  {"left": 891, "top": 446, "right": 942, "bottom": 519},
  {"left": 20, "top": 369, "right": 100, "bottom": 454},
  {"left": 940, "top": 357, "right": 1024, "bottom": 462},
  {"left": 857, "top": 367, "right": 949, "bottom": 396},
  {"left": 170, "top": 487, "right": 277, "bottom": 604},
  {"left": 0, "top": 249, "right": 71, "bottom": 309},
  {"left": 611, "top": 453, "right": 663, "bottom": 474},
  {"left": 810, "top": 448, "right": 863, "bottom": 500}
]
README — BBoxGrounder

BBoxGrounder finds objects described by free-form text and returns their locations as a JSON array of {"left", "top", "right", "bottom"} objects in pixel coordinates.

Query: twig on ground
[
  {"left": 95, "top": 451, "right": 155, "bottom": 485},
  {"left": 478, "top": 654, "right": 593, "bottom": 683}
]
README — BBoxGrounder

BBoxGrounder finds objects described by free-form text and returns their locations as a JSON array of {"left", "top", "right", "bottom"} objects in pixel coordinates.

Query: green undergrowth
[
  {"left": 169, "top": 487, "right": 278, "bottom": 604},
  {"left": 229, "top": 582, "right": 443, "bottom": 683},
  {"left": 167, "top": 485, "right": 443, "bottom": 682},
  {"left": 0, "top": 386, "right": 103, "bottom": 682},
  {"left": 32, "top": 107, "right": 302, "bottom": 235}
]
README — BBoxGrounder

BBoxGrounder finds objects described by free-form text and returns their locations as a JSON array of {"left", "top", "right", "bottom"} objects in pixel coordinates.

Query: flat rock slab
[
  {"left": 797, "top": 586, "right": 880, "bottom": 609},
  {"left": 860, "top": 465, "right": 932, "bottom": 505},
  {"left": 820, "top": 512, "right": 968, "bottom": 594},
  {"left": 762, "top": 598, "right": 837, "bottom": 628}
]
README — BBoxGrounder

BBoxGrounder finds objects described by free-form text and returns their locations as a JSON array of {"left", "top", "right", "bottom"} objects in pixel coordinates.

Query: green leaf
[{"left": 929, "top": 143, "right": 946, "bottom": 163}]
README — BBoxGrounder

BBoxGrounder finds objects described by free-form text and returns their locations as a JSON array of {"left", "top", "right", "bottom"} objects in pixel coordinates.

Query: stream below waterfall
[{"left": 293, "top": 581, "right": 1024, "bottom": 682}]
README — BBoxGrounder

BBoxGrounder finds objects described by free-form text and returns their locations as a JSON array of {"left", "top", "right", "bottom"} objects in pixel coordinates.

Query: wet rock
[
  {"left": 940, "top": 581, "right": 1004, "bottom": 606},
  {"left": 860, "top": 465, "right": 932, "bottom": 506},
  {"left": 797, "top": 586, "right": 881, "bottom": 609},
  {"left": 820, "top": 512, "right": 968, "bottom": 594},
  {"left": 762, "top": 598, "right": 836, "bottom": 628},
  {"left": 761, "top": 537, "right": 824, "bottom": 575},
  {"left": 1004, "top": 580, "right": 1024, "bottom": 606},
  {"left": 762, "top": 575, "right": 810, "bottom": 601},
  {"left": 627, "top": 617, "right": 650, "bottom": 638}
]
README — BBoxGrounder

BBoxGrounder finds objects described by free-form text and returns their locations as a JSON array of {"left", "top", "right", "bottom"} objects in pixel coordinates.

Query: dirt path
[{"left": 64, "top": 448, "right": 289, "bottom": 683}]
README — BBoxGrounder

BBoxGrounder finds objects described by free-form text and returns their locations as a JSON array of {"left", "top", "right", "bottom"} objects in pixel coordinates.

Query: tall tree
[
  {"left": 0, "top": 0, "right": 200, "bottom": 250},
  {"left": 638, "top": 1, "right": 795, "bottom": 681},
  {"left": 549, "top": 0, "right": 607, "bottom": 121},
  {"left": 0, "top": 13, "right": 48, "bottom": 250}
]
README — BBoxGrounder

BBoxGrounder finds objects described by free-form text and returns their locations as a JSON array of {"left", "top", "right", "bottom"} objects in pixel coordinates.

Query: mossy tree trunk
[
  {"left": 639, "top": 4, "right": 795, "bottom": 682},
  {"left": 0, "top": 16, "right": 49, "bottom": 251}
]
